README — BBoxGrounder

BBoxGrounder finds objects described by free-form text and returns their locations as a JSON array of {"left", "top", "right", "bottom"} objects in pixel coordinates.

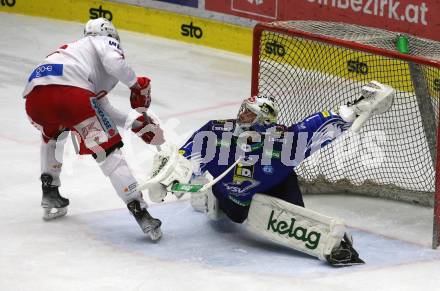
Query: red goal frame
[{"left": 251, "top": 22, "right": 440, "bottom": 249}]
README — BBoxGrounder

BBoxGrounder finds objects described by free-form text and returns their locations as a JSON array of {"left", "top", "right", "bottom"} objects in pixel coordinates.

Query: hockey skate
[
  {"left": 127, "top": 200, "right": 162, "bottom": 241},
  {"left": 340, "top": 80, "right": 395, "bottom": 132},
  {"left": 40, "top": 174, "right": 69, "bottom": 220},
  {"left": 325, "top": 233, "right": 365, "bottom": 267}
]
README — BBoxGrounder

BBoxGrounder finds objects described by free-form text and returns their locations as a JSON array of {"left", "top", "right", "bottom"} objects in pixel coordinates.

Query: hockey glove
[
  {"left": 131, "top": 114, "right": 165, "bottom": 145},
  {"left": 130, "top": 76, "right": 151, "bottom": 112}
]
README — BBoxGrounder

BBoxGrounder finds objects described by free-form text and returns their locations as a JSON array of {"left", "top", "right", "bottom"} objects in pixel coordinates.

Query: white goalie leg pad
[
  {"left": 206, "top": 189, "right": 223, "bottom": 220},
  {"left": 190, "top": 188, "right": 223, "bottom": 220},
  {"left": 190, "top": 176, "right": 210, "bottom": 212},
  {"left": 148, "top": 183, "right": 168, "bottom": 203},
  {"left": 189, "top": 173, "right": 223, "bottom": 220},
  {"left": 190, "top": 191, "right": 208, "bottom": 212},
  {"left": 245, "top": 194, "right": 347, "bottom": 261}
]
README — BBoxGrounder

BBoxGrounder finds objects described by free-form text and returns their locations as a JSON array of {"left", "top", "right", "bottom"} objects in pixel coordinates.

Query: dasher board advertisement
[{"left": 205, "top": 0, "right": 440, "bottom": 42}]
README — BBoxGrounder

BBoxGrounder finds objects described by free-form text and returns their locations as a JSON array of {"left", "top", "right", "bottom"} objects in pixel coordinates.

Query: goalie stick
[
  {"left": 168, "top": 157, "right": 243, "bottom": 193},
  {"left": 137, "top": 142, "right": 243, "bottom": 193}
]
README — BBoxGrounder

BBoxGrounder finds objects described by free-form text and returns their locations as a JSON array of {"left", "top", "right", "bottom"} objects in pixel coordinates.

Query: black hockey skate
[
  {"left": 41, "top": 174, "right": 69, "bottom": 220},
  {"left": 127, "top": 200, "right": 162, "bottom": 241},
  {"left": 325, "top": 234, "right": 365, "bottom": 267}
]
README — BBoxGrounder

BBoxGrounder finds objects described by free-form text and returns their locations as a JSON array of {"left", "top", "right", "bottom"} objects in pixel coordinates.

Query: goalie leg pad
[
  {"left": 245, "top": 194, "right": 363, "bottom": 265},
  {"left": 190, "top": 188, "right": 224, "bottom": 220}
]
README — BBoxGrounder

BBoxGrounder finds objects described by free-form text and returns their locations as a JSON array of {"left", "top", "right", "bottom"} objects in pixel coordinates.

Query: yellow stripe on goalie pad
[{"left": 245, "top": 194, "right": 346, "bottom": 261}]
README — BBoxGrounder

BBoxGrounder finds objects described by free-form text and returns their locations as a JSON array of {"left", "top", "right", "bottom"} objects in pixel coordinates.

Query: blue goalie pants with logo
[{"left": 214, "top": 171, "right": 304, "bottom": 223}]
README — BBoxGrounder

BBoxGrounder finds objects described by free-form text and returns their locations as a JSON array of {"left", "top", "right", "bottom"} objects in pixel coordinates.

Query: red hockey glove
[
  {"left": 131, "top": 114, "right": 165, "bottom": 145},
  {"left": 130, "top": 76, "right": 151, "bottom": 112}
]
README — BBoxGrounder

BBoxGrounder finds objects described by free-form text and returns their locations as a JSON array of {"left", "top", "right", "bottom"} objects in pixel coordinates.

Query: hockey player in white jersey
[{"left": 24, "top": 18, "right": 163, "bottom": 240}]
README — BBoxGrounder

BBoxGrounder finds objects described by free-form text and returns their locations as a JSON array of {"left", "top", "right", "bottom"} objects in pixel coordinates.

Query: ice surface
[{"left": 0, "top": 12, "right": 439, "bottom": 291}]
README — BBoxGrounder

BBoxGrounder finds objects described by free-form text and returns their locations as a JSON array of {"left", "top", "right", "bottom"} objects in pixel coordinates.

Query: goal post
[{"left": 251, "top": 21, "right": 440, "bottom": 249}]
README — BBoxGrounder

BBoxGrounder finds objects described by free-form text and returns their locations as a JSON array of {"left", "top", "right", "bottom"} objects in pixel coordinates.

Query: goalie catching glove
[{"left": 338, "top": 80, "right": 395, "bottom": 132}]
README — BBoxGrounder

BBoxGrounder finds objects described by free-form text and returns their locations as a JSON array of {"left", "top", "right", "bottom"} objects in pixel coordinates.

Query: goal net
[{"left": 251, "top": 21, "right": 440, "bottom": 248}]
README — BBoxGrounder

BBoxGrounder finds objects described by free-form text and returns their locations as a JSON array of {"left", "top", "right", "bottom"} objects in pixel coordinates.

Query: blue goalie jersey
[{"left": 179, "top": 111, "right": 350, "bottom": 223}]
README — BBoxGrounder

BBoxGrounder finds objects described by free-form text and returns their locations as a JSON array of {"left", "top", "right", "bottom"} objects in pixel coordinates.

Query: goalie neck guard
[{"left": 234, "top": 96, "right": 279, "bottom": 136}]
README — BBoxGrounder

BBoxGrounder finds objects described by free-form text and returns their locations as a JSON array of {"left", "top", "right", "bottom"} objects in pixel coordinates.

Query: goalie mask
[
  {"left": 235, "top": 96, "right": 279, "bottom": 134},
  {"left": 84, "top": 18, "right": 120, "bottom": 42}
]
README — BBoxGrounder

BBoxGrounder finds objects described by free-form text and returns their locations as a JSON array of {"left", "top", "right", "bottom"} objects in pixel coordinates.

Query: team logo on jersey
[
  {"left": 233, "top": 163, "right": 254, "bottom": 181},
  {"left": 223, "top": 180, "right": 260, "bottom": 206},
  {"left": 262, "top": 165, "right": 274, "bottom": 175}
]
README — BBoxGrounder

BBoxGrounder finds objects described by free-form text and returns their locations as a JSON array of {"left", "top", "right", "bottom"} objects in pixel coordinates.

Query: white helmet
[
  {"left": 84, "top": 18, "right": 119, "bottom": 41},
  {"left": 236, "top": 95, "right": 279, "bottom": 133}
]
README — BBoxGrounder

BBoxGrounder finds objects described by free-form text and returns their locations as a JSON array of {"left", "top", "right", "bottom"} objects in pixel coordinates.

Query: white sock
[
  {"left": 99, "top": 149, "right": 146, "bottom": 206},
  {"left": 40, "top": 136, "right": 67, "bottom": 186}
]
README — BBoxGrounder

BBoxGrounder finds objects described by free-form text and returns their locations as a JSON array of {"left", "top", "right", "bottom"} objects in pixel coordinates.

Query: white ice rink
[{"left": 1, "top": 13, "right": 439, "bottom": 291}]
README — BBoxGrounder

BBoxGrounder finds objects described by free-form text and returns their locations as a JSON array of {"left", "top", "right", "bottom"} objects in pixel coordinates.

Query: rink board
[
  {"left": 79, "top": 200, "right": 440, "bottom": 277},
  {"left": 0, "top": 0, "right": 252, "bottom": 55}
]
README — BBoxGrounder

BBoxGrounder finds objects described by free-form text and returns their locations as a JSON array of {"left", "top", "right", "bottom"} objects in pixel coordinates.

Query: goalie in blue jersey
[{"left": 142, "top": 81, "right": 395, "bottom": 266}]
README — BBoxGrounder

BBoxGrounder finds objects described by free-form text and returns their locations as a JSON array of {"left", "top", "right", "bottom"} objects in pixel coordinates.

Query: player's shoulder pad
[{"left": 209, "top": 119, "right": 235, "bottom": 132}]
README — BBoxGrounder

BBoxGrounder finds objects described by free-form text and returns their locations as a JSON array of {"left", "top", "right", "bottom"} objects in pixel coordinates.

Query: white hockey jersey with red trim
[{"left": 23, "top": 36, "right": 137, "bottom": 97}]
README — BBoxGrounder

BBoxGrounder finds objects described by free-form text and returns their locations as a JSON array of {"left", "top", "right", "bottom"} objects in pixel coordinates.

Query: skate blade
[
  {"left": 329, "top": 257, "right": 365, "bottom": 267},
  {"left": 43, "top": 207, "right": 67, "bottom": 220}
]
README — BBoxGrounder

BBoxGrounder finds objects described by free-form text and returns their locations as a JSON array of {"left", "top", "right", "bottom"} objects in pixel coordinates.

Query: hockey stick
[{"left": 168, "top": 156, "right": 243, "bottom": 193}]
